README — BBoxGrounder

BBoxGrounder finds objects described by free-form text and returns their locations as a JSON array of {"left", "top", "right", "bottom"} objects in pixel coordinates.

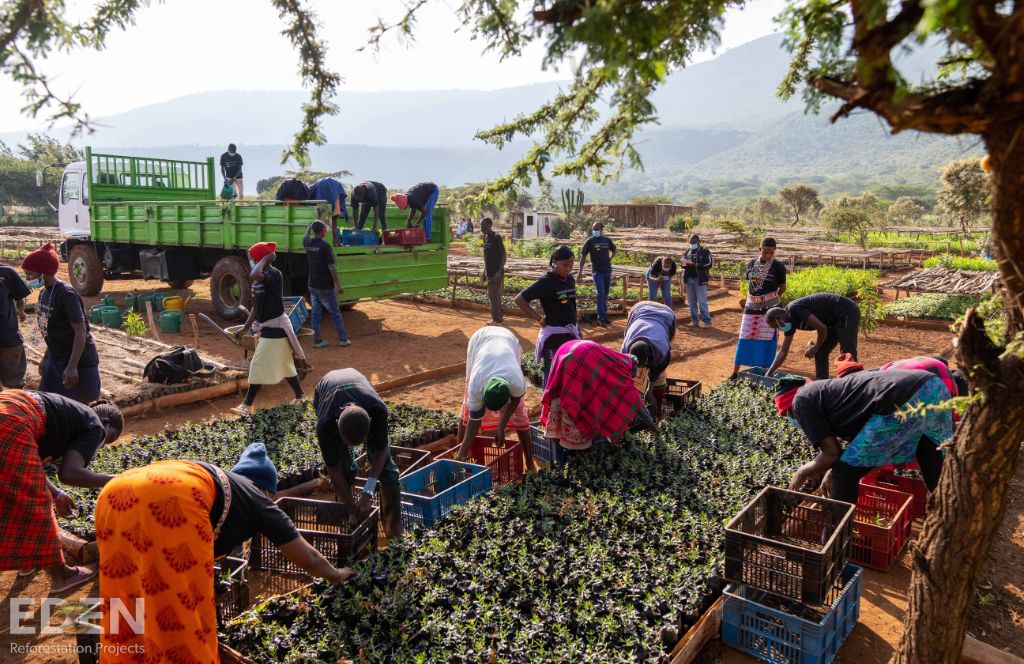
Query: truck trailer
[{"left": 53, "top": 149, "right": 449, "bottom": 320}]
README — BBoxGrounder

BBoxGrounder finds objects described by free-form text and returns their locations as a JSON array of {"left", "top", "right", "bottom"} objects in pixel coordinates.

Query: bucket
[
  {"left": 162, "top": 295, "right": 185, "bottom": 312},
  {"left": 88, "top": 304, "right": 105, "bottom": 325},
  {"left": 100, "top": 306, "right": 122, "bottom": 328},
  {"left": 158, "top": 311, "right": 182, "bottom": 333}
]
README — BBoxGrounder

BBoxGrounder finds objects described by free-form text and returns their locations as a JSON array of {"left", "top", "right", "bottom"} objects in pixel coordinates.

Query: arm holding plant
[
  {"left": 356, "top": 448, "right": 389, "bottom": 521},
  {"left": 801, "top": 314, "right": 829, "bottom": 359},
  {"left": 787, "top": 437, "right": 841, "bottom": 492},
  {"left": 766, "top": 334, "right": 794, "bottom": 377},
  {"left": 278, "top": 537, "right": 355, "bottom": 585},
  {"left": 58, "top": 449, "right": 114, "bottom": 489}
]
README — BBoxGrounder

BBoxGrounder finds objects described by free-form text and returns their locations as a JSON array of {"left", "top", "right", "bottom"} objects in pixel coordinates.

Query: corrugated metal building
[{"left": 581, "top": 203, "right": 693, "bottom": 229}]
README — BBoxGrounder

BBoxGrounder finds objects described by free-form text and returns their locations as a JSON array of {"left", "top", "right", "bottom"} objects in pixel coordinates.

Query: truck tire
[
  {"left": 166, "top": 279, "right": 195, "bottom": 289},
  {"left": 68, "top": 244, "right": 105, "bottom": 296},
  {"left": 211, "top": 256, "right": 252, "bottom": 321}
]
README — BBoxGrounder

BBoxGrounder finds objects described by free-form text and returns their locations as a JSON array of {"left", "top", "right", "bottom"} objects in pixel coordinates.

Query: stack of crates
[
  {"left": 722, "top": 487, "right": 862, "bottom": 664},
  {"left": 341, "top": 228, "right": 380, "bottom": 246}
]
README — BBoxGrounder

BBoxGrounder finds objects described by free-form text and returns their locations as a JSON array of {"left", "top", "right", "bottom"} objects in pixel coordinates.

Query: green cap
[{"left": 483, "top": 377, "right": 512, "bottom": 411}]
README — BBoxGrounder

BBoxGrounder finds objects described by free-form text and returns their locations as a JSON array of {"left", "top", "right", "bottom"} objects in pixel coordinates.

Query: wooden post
[
  {"left": 145, "top": 300, "right": 161, "bottom": 343},
  {"left": 678, "top": 273, "right": 685, "bottom": 307},
  {"left": 450, "top": 272, "right": 458, "bottom": 308},
  {"left": 189, "top": 313, "right": 200, "bottom": 349},
  {"left": 621, "top": 275, "right": 628, "bottom": 311}
]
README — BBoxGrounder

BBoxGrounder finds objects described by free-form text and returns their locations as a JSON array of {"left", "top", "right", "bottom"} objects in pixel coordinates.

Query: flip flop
[
  {"left": 51, "top": 566, "right": 97, "bottom": 595},
  {"left": 17, "top": 568, "right": 38, "bottom": 578}
]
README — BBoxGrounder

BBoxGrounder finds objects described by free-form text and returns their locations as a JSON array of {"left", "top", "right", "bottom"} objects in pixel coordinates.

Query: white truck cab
[{"left": 56, "top": 161, "right": 91, "bottom": 239}]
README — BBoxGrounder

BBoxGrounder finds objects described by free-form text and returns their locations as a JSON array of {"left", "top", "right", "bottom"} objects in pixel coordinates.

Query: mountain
[{"left": 0, "top": 34, "right": 977, "bottom": 201}]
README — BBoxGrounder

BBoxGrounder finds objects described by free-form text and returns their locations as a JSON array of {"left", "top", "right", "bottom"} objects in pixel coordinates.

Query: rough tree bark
[{"left": 893, "top": 123, "right": 1024, "bottom": 662}]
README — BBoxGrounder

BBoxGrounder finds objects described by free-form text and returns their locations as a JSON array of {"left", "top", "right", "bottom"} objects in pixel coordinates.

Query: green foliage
[
  {"left": 837, "top": 231, "right": 982, "bottom": 254},
  {"left": 0, "top": 133, "right": 82, "bottom": 207},
  {"left": 509, "top": 238, "right": 559, "bottom": 259},
  {"left": 782, "top": 266, "right": 880, "bottom": 305},
  {"left": 923, "top": 254, "right": 998, "bottom": 272},
  {"left": 122, "top": 311, "right": 148, "bottom": 338},
  {"left": 778, "top": 184, "right": 821, "bottom": 226},
  {"left": 744, "top": 196, "right": 784, "bottom": 225},
  {"left": 630, "top": 194, "right": 674, "bottom": 204},
  {"left": 535, "top": 182, "right": 558, "bottom": 211},
  {"left": 820, "top": 193, "right": 881, "bottom": 249},
  {"left": 717, "top": 218, "right": 763, "bottom": 249},
  {"left": 883, "top": 293, "right": 977, "bottom": 321},
  {"left": 550, "top": 216, "right": 573, "bottom": 239},
  {"left": 856, "top": 283, "right": 883, "bottom": 335},
  {"left": 666, "top": 214, "right": 693, "bottom": 234},
  {"left": 886, "top": 196, "right": 927, "bottom": 226},
  {"left": 561, "top": 188, "right": 585, "bottom": 215},
  {"left": 936, "top": 158, "right": 990, "bottom": 233}
]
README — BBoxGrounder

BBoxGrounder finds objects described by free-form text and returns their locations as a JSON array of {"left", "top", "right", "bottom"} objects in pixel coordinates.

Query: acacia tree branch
[
  {"left": 363, "top": 0, "right": 429, "bottom": 52},
  {"left": 0, "top": 0, "right": 39, "bottom": 55}
]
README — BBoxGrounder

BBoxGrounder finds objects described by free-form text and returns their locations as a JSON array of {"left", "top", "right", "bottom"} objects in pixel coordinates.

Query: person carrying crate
[
  {"left": 351, "top": 181, "right": 389, "bottom": 232},
  {"left": 94, "top": 443, "right": 353, "bottom": 664},
  {"left": 776, "top": 370, "right": 953, "bottom": 503},
  {"left": 457, "top": 326, "right": 536, "bottom": 472},
  {"left": 391, "top": 181, "right": 440, "bottom": 241},
  {"left": 621, "top": 300, "right": 676, "bottom": 419},
  {"left": 313, "top": 368, "right": 404, "bottom": 538}
]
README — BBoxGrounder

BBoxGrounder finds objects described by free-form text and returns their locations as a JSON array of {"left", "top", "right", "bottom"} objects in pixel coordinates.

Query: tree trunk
[{"left": 893, "top": 126, "right": 1024, "bottom": 662}]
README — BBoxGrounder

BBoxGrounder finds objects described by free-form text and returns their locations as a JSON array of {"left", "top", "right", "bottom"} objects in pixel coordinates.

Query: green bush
[
  {"left": 782, "top": 265, "right": 879, "bottom": 303},
  {"left": 923, "top": 254, "right": 998, "bottom": 271},
  {"left": 666, "top": 214, "right": 693, "bottom": 234},
  {"left": 882, "top": 293, "right": 980, "bottom": 320}
]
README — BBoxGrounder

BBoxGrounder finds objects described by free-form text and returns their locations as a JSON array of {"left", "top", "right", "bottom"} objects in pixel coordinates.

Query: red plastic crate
[
  {"left": 382, "top": 227, "right": 427, "bottom": 246},
  {"left": 438, "top": 436, "right": 524, "bottom": 486},
  {"left": 861, "top": 470, "right": 928, "bottom": 520},
  {"left": 850, "top": 485, "right": 913, "bottom": 571}
]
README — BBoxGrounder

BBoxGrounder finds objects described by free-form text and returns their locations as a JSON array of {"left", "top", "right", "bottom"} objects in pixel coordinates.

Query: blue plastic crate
[
  {"left": 529, "top": 420, "right": 569, "bottom": 466},
  {"left": 722, "top": 564, "right": 862, "bottom": 664},
  {"left": 399, "top": 460, "right": 492, "bottom": 528},
  {"left": 341, "top": 229, "right": 380, "bottom": 246},
  {"left": 282, "top": 296, "right": 308, "bottom": 333}
]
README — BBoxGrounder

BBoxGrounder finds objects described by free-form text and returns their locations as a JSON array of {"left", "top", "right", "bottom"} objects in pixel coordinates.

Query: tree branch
[{"left": 363, "top": 0, "right": 429, "bottom": 53}]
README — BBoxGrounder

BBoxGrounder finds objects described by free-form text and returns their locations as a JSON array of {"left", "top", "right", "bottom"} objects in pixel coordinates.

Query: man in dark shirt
[
  {"left": 681, "top": 234, "right": 713, "bottom": 327},
  {"left": 765, "top": 293, "right": 861, "bottom": 379},
  {"left": 577, "top": 222, "right": 616, "bottom": 326},
  {"left": 480, "top": 217, "right": 507, "bottom": 324},
  {"left": 314, "top": 369, "right": 403, "bottom": 537},
  {"left": 309, "top": 177, "right": 348, "bottom": 244},
  {"left": 220, "top": 143, "right": 244, "bottom": 199},
  {"left": 392, "top": 182, "right": 440, "bottom": 241},
  {"left": 304, "top": 221, "right": 350, "bottom": 348},
  {"left": 351, "top": 181, "right": 388, "bottom": 232},
  {"left": 646, "top": 256, "right": 677, "bottom": 307},
  {"left": 0, "top": 265, "right": 30, "bottom": 388}
]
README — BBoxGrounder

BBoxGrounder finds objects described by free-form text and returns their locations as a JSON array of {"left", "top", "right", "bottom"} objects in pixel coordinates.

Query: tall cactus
[{"left": 561, "top": 188, "right": 585, "bottom": 216}]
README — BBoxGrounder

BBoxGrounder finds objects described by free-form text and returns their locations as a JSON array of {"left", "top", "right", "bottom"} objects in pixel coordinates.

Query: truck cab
[{"left": 57, "top": 161, "right": 91, "bottom": 239}]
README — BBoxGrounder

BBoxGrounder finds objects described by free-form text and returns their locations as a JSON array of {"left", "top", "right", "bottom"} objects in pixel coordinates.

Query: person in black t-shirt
[
  {"left": 234, "top": 242, "right": 306, "bottom": 416},
  {"left": 304, "top": 221, "right": 350, "bottom": 348},
  {"left": 0, "top": 264, "right": 30, "bottom": 389},
  {"left": 775, "top": 370, "right": 953, "bottom": 503},
  {"left": 516, "top": 244, "right": 580, "bottom": 383},
  {"left": 480, "top": 217, "right": 507, "bottom": 323},
  {"left": 351, "top": 181, "right": 389, "bottom": 231},
  {"left": 577, "top": 222, "right": 617, "bottom": 326},
  {"left": 765, "top": 293, "right": 860, "bottom": 380},
  {"left": 220, "top": 143, "right": 244, "bottom": 199},
  {"left": 22, "top": 242, "right": 101, "bottom": 404},
  {"left": 646, "top": 255, "right": 677, "bottom": 307},
  {"left": 732, "top": 237, "right": 788, "bottom": 377},
  {"left": 0, "top": 390, "right": 122, "bottom": 592},
  {"left": 391, "top": 182, "right": 440, "bottom": 241}
]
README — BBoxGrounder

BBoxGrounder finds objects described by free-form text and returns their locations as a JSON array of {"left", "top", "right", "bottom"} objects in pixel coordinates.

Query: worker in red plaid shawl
[
  {"left": 0, "top": 389, "right": 122, "bottom": 593},
  {"left": 541, "top": 340, "right": 653, "bottom": 450}
]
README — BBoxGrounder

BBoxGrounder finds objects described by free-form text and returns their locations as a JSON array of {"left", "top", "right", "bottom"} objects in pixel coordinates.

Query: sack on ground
[{"left": 144, "top": 346, "right": 211, "bottom": 384}]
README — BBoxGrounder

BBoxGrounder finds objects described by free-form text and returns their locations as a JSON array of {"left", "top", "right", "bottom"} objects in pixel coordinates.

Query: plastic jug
[
  {"left": 88, "top": 304, "right": 105, "bottom": 325},
  {"left": 123, "top": 293, "right": 136, "bottom": 313},
  {"left": 100, "top": 305, "right": 122, "bottom": 328},
  {"left": 162, "top": 295, "right": 185, "bottom": 312},
  {"left": 158, "top": 311, "right": 182, "bottom": 333},
  {"left": 101, "top": 294, "right": 116, "bottom": 307}
]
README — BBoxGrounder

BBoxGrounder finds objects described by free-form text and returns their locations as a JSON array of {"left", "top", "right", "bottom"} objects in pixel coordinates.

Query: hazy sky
[{"left": 0, "top": 0, "right": 787, "bottom": 132}]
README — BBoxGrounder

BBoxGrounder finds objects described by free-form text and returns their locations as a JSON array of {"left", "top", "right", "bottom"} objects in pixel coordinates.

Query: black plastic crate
[
  {"left": 725, "top": 487, "right": 855, "bottom": 605},
  {"left": 665, "top": 377, "right": 702, "bottom": 412},
  {"left": 214, "top": 556, "right": 250, "bottom": 624},
  {"left": 354, "top": 445, "right": 430, "bottom": 480},
  {"left": 250, "top": 498, "right": 377, "bottom": 575}
]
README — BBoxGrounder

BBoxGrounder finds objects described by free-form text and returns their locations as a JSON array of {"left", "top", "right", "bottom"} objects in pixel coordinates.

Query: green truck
[{"left": 53, "top": 148, "right": 449, "bottom": 320}]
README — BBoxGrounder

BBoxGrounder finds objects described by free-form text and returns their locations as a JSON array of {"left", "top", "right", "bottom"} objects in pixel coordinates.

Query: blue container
[
  {"left": 341, "top": 229, "right": 380, "bottom": 246},
  {"left": 399, "top": 460, "right": 492, "bottom": 528},
  {"left": 283, "top": 296, "right": 308, "bottom": 333},
  {"left": 722, "top": 564, "right": 862, "bottom": 664},
  {"left": 529, "top": 421, "right": 570, "bottom": 466}
]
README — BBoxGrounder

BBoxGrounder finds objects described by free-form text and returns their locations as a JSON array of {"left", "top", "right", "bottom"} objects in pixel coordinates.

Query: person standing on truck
[
  {"left": 304, "top": 221, "right": 351, "bottom": 349},
  {"left": 391, "top": 181, "right": 440, "bottom": 241},
  {"left": 220, "top": 143, "right": 244, "bottom": 199},
  {"left": 233, "top": 242, "right": 307, "bottom": 416},
  {"left": 309, "top": 177, "right": 348, "bottom": 244},
  {"left": 351, "top": 181, "right": 388, "bottom": 232},
  {"left": 577, "top": 222, "right": 616, "bottom": 327},
  {"left": 21, "top": 243, "right": 102, "bottom": 404},
  {"left": 0, "top": 262, "right": 30, "bottom": 389},
  {"left": 480, "top": 217, "right": 506, "bottom": 324}
]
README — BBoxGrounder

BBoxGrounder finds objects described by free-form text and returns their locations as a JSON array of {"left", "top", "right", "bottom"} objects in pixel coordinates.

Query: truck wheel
[
  {"left": 68, "top": 244, "right": 105, "bottom": 296},
  {"left": 166, "top": 279, "right": 195, "bottom": 289},
  {"left": 211, "top": 256, "right": 251, "bottom": 321}
]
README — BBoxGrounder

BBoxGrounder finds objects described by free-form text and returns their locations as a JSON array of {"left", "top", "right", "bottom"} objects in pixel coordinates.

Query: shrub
[
  {"left": 923, "top": 254, "right": 998, "bottom": 271},
  {"left": 666, "top": 214, "right": 693, "bottom": 234}
]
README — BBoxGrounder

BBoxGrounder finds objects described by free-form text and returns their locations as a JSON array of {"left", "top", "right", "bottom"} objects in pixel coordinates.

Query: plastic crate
[
  {"left": 382, "top": 227, "right": 427, "bottom": 246},
  {"left": 665, "top": 378, "right": 702, "bottom": 412},
  {"left": 530, "top": 420, "right": 570, "bottom": 466},
  {"left": 438, "top": 436, "right": 524, "bottom": 486},
  {"left": 250, "top": 498, "right": 377, "bottom": 574},
  {"left": 283, "top": 296, "right": 308, "bottom": 333},
  {"left": 861, "top": 469, "right": 928, "bottom": 520},
  {"left": 737, "top": 367, "right": 779, "bottom": 388},
  {"left": 725, "top": 487, "right": 856, "bottom": 605},
  {"left": 354, "top": 445, "right": 431, "bottom": 480},
  {"left": 399, "top": 460, "right": 492, "bottom": 528},
  {"left": 849, "top": 485, "right": 913, "bottom": 571},
  {"left": 341, "top": 228, "right": 380, "bottom": 246},
  {"left": 722, "top": 564, "right": 862, "bottom": 664},
  {"left": 214, "top": 556, "right": 250, "bottom": 624}
]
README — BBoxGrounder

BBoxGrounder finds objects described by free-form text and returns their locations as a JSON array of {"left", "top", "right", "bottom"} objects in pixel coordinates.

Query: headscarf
[
  {"left": 483, "top": 377, "right": 512, "bottom": 411},
  {"left": 21, "top": 242, "right": 60, "bottom": 275},
  {"left": 774, "top": 376, "right": 808, "bottom": 416},
  {"left": 231, "top": 442, "right": 278, "bottom": 493},
  {"left": 835, "top": 353, "right": 864, "bottom": 377},
  {"left": 390, "top": 193, "right": 409, "bottom": 210},
  {"left": 248, "top": 242, "right": 277, "bottom": 263}
]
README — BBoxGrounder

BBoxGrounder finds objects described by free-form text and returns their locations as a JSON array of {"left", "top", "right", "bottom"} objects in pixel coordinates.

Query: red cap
[
  {"left": 390, "top": 193, "right": 409, "bottom": 210},
  {"left": 835, "top": 353, "right": 864, "bottom": 377},
  {"left": 248, "top": 242, "right": 277, "bottom": 263},
  {"left": 21, "top": 242, "right": 60, "bottom": 275}
]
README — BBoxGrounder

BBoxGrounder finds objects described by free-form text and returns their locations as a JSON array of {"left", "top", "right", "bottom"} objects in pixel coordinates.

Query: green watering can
[
  {"left": 88, "top": 304, "right": 105, "bottom": 325},
  {"left": 101, "top": 294, "right": 116, "bottom": 307},
  {"left": 158, "top": 311, "right": 182, "bottom": 333},
  {"left": 99, "top": 305, "right": 122, "bottom": 328}
]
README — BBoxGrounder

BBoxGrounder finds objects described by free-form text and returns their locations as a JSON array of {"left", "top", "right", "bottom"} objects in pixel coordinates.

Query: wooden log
[
  {"left": 374, "top": 363, "right": 467, "bottom": 394},
  {"left": 190, "top": 313, "right": 200, "bottom": 349},
  {"left": 119, "top": 378, "right": 248, "bottom": 418},
  {"left": 145, "top": 300, "right": 161, "bottom": 343},
  {"left": 962, "top": 635, "right": 1024, "bottom": 664}
]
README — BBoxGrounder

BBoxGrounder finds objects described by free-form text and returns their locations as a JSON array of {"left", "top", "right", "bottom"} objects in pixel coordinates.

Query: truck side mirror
[{"left": 35, "top": 170, "right": 43, "bottom": 188}]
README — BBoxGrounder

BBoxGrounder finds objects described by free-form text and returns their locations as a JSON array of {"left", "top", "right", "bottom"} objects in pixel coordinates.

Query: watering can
[
  {"left": 88, "top": 304, "right": 105, "bottom": 325},
  {"left": 99, "top": 305, "right": 122, "bottom": 328},
  {"left": 158, "top": 311, "right": 183, "bottom": 333}
]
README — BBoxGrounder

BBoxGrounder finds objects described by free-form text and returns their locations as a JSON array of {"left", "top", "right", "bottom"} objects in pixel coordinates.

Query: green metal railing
[{"left": 86, "top": 147, "right": 215, "bottom": 203}]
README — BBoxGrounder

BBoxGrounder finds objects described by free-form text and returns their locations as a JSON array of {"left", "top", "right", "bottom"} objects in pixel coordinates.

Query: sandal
[
  {"left": 17, "top": 568, "right": 38, "bottom": 578},
  {"left": 51, "top": 566, "right": 97, "bottom": 595}
]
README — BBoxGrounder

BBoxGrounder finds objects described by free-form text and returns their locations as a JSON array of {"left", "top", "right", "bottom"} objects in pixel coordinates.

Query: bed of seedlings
[
  {"left": 222, "top": 381, "right": 812, "bottom": 663},
  {"left": 52, "top": 402, "right": 458, "bottom": 539}
]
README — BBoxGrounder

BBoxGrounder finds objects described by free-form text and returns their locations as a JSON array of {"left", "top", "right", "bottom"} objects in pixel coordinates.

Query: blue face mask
[
  {"left": 592, "top": 230, "right": 602, "bottom": 238},
  {"left": 786, "top": 416, "right": 800, "bottom": 429},
  {"left": 689, "top": 243, "right": 699, "bottom": 251},
  {"left": 779, "top": 322, "right": 793, "bottom": 333},
  {"left": 25, "top": 276, "right": 44, "bottom": 290}
]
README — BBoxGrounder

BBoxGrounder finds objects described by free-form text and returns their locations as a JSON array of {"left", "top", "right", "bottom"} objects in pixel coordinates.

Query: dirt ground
[{"left": 1, "top": 272, "right": 1020, "bottom": 663}]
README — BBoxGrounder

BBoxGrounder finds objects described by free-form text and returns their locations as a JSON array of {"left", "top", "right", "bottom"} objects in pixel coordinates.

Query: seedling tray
[
  {"left": 860, "top": 469, "right": 928, "bottom": 520},
  {"left": 722, "top": 564, "right": 862, "bottom": 664},
  {"left": 530, "top": 420, "right": 570, "bottom": 466},
  {"left": 849, "top": 484, "right": 913, "bottom": 571},
  {"left": 250, "top": 498, "right": 377, "bottom": 575},
  {"left": 214, "top": 556, "right": 250, "bottom": 624},
  {"left": 737, "top": 368, "right": 779, "bottom": 388},
  {"left": 341, "top": 229, "right": 380, "bottom": 246},
  {"left": 665, "top": 378, "right": 702, "bottom": 412},
  {"left": 399, "top": 460, "right": 492, "bottom": 528},
  {"left": 725, "top": 487, "right": 855, "bottom": 605},
  {"left": 283, "top": 296, "right": 308, "bottom": 333},
  {"left": 382, "top": 227, "right": 427, "bottom": 246},
  {"left": 438, "top": 436, "right": 524, "bottom": 486},
  {"left": 354, "top": 445, "right": 430, "bottom": 481}
]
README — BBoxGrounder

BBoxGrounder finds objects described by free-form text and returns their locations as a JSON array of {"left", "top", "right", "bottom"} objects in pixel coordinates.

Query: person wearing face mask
[
  {"left": 220, "top": 143, "right": 244, "bottom": 199},
  {"left": 0, "top": 260, "right": 30, "bottom": 389},
  {"left": 577, "top": 222, "right": 617, "bottom": 327},
  {"left": 516, "top": 245, "right": 581, "bottom": 384},
  {"left": 646, "top": 255, "right": 677, "bottom": 307},
  {"left": 732, "top": 237, "right": 787, "bottom": 378},
  {"left": 764, "top": 293, "right": 860, "bottom": 380},
  {"left": 1, "top": 389, "right": 122, "bottom": 593},
  {"left": 680, "top": 234, "right": 713, "bottom": 327},
  {"left": 621, "top": 300, "right": 676, "bottom": 419},
  {"left": 776, "top": 370, "right": 952, "bottom": 504}
]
